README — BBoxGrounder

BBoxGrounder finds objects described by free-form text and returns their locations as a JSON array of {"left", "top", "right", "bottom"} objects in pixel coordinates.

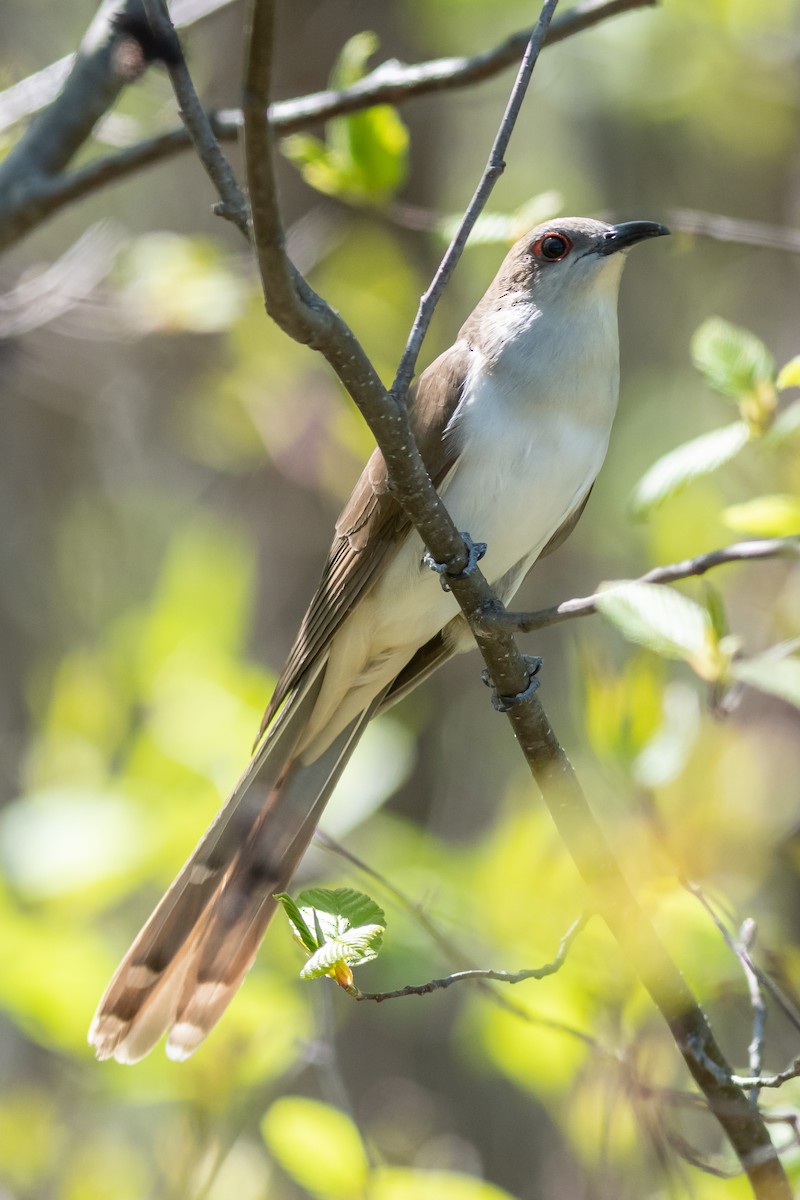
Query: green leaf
[
  {"left": 732, "top": 656, "right": 800, "bottom": 709},
  {"left": 281, "top": 888, "right": 386, "bottom": 981},
  {"left": 596, "top": 582, "right": 729, "bottom": 681},
  {"left": 691, "top": 317, "right": 775, "bottom": 399},
  {"left": 282, "top": 33, "right": 408, "bottom": 204},
  {"left": 274, "top": 892, "right": 317, "bottom": 954},
  {"left": 777, "top": 354, "right": 800, "bottom": 390},
  {"left": 702, "top": 581, "right": 729, "bottom": 642},
  {"left": 631, "top": 421, "right": 750, "bottom": 516},
  {"left": 300, "top": 926, "right": 385, "bottom": 980},
  {"left": 723, "top": 495, "right": 800, "bottom": 537},
  {"left": 261, "top": 1096, "right": 369, "bottom": 1200},
  {"left": 372, "top": 1168, "right": 518, "bottom": 1200}
]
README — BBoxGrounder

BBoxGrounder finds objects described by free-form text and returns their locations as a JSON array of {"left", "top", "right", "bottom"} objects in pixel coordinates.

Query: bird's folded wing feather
[{"left": 258, "top": 342, "right": 471, "bottom": 737}]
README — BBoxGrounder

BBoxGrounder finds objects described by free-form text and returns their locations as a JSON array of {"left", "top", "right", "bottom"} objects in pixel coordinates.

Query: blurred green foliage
[{"left": 2, "top": 0, "right": 800, "bottom": 1197}]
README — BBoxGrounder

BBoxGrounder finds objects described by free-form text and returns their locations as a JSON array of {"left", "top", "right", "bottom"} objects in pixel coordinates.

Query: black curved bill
[{"left": 599, "top": 221, "right": 670, "bottom": 255}]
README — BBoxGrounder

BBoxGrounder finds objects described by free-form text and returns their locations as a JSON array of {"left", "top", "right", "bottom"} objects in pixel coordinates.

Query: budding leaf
[
  {"left": 631, "top": 421, "right": 750, "bottom": 516},
  {"left": 277, "top": 887, "right": 386, "bottom": 985},
  {"left": 723, "top": 495, "right": 800, "bottom": 538}
]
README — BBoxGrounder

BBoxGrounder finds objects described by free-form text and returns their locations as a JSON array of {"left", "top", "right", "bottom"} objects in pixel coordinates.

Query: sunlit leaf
[
  {"left": 777, "top": 354, "right": 800, "bottom": 390},
  {"left": 261, "top": 1096, "right": 369, "bottom": 1199},
  {"left": 581, "top": 651, "right": 663, "bottom": 767},
  {"left": 631, "top": 421, "right": 750, "bottom": 516},
  {"left": 282, "top": 33, "right": 408, "bottom": 204},
  {"left": 372, "top": 1168, "right": 518, "bottom": 1200},
  {"left": 723, "top": 494, "right": 800, "bottom": 537},
  {"left": 732, "top": 655, "right": 800, "bottom": 709},
  {"left": 691, "top": 317, "right": 774, "bottom": 399},
  {"left": 279, "top": 888, "right": 386, "bottom": 982},
  {"left": 595, "top": 582, "right": 729, "bottom": 681}
]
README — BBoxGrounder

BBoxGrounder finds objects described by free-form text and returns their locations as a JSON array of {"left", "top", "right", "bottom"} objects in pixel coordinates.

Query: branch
[
  {"left": 241, "top": 1, "right": 789, "bottom": 1193},
  {"left": 671, "top": 209, "right": 800, "bottom": 254},
  {"left": 482, "top": 537, "right": 800, "bottom": 634},
  {"left": 352, "top": 917, "right": 588, "bottom": 1002},
  {"left": 316, "top": 831, "right": 600, "bottom": 1042},
  {"left": 244, "top": 2, "right": 790, "bottom": 1192},
  {"left": 740, "top": 919, "right": 768, "bottom": 1106},
  {"left": 0, "top": 0, "right": 654, "bottom": 254},
  {"left": 732, "top": 1061, "right": 800, "bottom": 1091},
  {"left": 391, "top": 0, "right": 559, "bottom": 399},
  {"left": 139, "top": 0, "right": 250, "bottom": 236}
]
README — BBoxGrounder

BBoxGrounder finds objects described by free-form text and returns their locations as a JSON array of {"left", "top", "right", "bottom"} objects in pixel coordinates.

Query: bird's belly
[
  {"left": 367, "top": 411, "right": 608, "bottom": 650},
  {"left": 300, "top": 393, "right": 614, "bottom": 760}
]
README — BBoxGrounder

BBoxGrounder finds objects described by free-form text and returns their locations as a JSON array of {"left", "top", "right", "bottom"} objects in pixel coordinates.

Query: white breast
[{"left": 299, "top": 287, "right": 622, "bottom": 759}]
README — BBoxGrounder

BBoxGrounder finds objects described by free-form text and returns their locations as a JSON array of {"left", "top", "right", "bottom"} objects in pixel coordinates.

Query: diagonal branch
[
  {"left": 0, "top": 0, "right": 655, "bottom": 255},
  {"left": 244, "top": 0, "right": 796, "bottom": 1190},
  {"left": 391, "top": 0, "right": 559, "bottom": 399},
  {"left": 241, "top": 2, "right": 790, "bottom": 1195}
]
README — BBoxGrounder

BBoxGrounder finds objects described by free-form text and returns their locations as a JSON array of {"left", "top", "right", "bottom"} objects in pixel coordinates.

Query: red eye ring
[{"left": 532, "top": 231, "right": 573, "bottom": 262}]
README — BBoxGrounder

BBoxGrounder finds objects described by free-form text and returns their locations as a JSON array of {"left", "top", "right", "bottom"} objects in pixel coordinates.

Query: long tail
[{"left": 89, "top": 672, "right": 382, "bottom": 1063}]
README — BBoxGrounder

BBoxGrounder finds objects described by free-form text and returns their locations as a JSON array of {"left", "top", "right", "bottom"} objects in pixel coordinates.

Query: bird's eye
[{"left": 533, "top": 232, "right": 573, "bottom": 262}]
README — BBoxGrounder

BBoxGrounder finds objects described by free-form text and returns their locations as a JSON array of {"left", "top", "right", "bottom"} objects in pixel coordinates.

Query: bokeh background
[{"left": 2, "top": 1, "right": 800, "bottom": 1197}]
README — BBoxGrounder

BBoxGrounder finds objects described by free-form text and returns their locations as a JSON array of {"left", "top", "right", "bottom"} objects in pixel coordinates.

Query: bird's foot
[
  {"left": 481, "top": 655, "right": 542, "bottom": 712},
  {"left": 424, "top": 532, "right": 487, "bottom": 592}
]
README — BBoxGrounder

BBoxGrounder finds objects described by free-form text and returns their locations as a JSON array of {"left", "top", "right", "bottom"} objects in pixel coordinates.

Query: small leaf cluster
[
  {"left": 632, "top": 317, "right": 800, "bottom": 520},
  {"left": 276, "top": 887, "right": 386, "bottom": 990},
  {"left": 603, "top": 319, "right": 800, "bottom": 712}
]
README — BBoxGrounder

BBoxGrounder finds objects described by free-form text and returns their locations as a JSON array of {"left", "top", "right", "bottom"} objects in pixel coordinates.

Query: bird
[{"left": 89, "top": 216, "right": 669, "bottom": 1063}]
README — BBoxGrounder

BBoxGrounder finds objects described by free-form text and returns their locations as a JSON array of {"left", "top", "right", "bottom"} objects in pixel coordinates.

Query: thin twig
[
  {"left": 740, "top": 919, "right": 768, "bottom": 1105},
  {"left": 683, "top": 879, "right": 800, "bottom": 1040},
  {"left": 390, "top": 0, "right": 560, "bottom": 401},
  {"left": 671, "top": 209, "right": 800, "bottom": 255},
  {"left": 352, "top": 916, "right": 588, "bottom": 1002},
  {"left": 316, "top": 831, "right": 599, "bottom": 1041},
  {"left": 481, "top": 538, "right": 800, "bottom": 634},
  {"left": 732, "top": 1061, "right": 800, "bottom": 1091},
  {"left": 140, "top": 0, "right": 249, "bottom": 236}
]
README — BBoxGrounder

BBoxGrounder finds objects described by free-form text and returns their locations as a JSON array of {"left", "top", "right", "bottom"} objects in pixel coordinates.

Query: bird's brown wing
[{"left": 257, "top": 341, "right": 471, "bottom": 738}]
